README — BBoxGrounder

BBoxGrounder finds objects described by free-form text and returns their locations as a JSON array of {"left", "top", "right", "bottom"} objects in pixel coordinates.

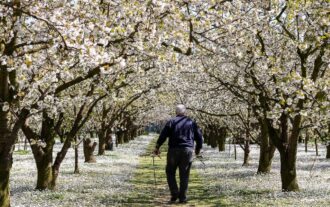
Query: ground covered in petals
[
  {"left": 11, "top": 135, "right": 330, "bottom": 207},
  {"left": 194, "top": 143, "right": 330, "bottom": 207},
  {"left": 11, "top": 135, "right": 154, "bottom": 207}
]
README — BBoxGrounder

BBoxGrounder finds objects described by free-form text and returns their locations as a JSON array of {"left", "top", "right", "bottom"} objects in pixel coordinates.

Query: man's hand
[
  {"left": 153, "top": 148, "right": 160, "bottom": 156},
  {"left": 195, "top": 148, "right": 201, "bottom": 156}
]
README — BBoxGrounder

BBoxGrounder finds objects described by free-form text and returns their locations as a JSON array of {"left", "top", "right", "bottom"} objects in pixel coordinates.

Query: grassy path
[{"left": 122, "top": 136, "right": 227, "bottom": 207}]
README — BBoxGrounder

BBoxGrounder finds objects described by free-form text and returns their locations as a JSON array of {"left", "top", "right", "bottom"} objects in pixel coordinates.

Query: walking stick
[
  {"left": 151, "top": 153, "right": 161, "bottom": 188},
  {"left": 152, "top": 154, "right": 156, "bottom": 187}
]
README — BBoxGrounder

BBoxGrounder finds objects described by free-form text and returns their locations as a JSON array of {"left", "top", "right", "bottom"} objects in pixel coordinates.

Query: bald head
[{"left": 175, "top": 104, "right": 186, "bottom": 116}]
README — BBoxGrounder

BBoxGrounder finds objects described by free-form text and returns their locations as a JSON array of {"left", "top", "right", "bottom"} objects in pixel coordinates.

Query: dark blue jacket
[{"left": 156, "top": 115, "right": 203, "bottom": 150}]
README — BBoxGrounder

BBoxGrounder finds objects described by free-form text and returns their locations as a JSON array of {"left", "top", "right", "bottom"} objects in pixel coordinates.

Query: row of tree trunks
[
  {"left": 217, "top": 127, "right": 227, "bottom": 151},
  {"left": 203, "top": 124, "right": 227, "bottom": 152}
]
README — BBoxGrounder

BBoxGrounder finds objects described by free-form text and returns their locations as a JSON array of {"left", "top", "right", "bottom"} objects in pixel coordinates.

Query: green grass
[
  {"left": 122, "top": 137, "right": 230, "bottom": 207},
  {"left": 14, "top": 150, "right": 30, "bottom": 155},
  {"left": 48, "top": 193, "right": 65, "bottom": 200}
]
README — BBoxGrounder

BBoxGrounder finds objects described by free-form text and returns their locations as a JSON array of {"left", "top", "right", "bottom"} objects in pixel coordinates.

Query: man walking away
[{"left": 153, "top": 104, "right": 203, "bottom": 203}]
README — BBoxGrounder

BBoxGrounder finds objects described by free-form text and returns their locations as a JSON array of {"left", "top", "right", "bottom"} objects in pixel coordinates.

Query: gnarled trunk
[
  {"left": 266, "top": 112, "right": 300, "bottom": 192},
  {"left": 0, "top": 142, "right": 13, "bottom": 207},
  {"left": 258, "top": 143, "right": 275, "bottom": 173},
  {"left": 279, "top": 114, "right": 300, "bottom": 192},
  {"left": 35, "top": 157, "right": 53, "bottom": 190},
  {"left": 22, "top": 120, "right": 55, "bottom": 190},
  {"left": 258, "top": 121, "right": 275, "bottom": 173},
  {"left": 83, "top": 138, "right": 97, "bottom": 163}
]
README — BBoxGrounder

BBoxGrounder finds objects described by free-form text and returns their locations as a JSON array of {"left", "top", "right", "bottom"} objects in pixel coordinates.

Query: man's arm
[
  {"left": 193, "top": 122, "right": 203, "bottom": 155},
  {"left": 154, "top": 121, "right": 171, "bottom": 154}
]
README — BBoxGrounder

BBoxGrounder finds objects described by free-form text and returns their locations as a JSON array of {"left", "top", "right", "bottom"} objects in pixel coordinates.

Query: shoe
[
  {"left": 169, "top": 196, "right": 178, "bottom": 203},
  {"left": 179, "top": 198, "right": 187, "bottom": 203}
]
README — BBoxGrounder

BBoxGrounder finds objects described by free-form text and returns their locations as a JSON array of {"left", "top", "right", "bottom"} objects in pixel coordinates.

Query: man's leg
[
  {"left": 178, "top": 148, "right": 193, "bottom": 202},
  {"left": 166, "top": 149, "right": 179, "bottom": 200}
]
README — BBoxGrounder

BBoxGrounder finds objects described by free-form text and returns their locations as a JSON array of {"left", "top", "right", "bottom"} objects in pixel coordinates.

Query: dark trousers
[{"left": 166, "top": 148, "right": 193, "bottom": 200}]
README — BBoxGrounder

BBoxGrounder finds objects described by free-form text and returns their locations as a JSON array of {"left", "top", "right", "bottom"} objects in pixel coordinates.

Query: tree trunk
[
  {"left": 233, "top": 137, "right": 237, "bottom": 160},
  {"left": 217, "top": 127, "right": 226, "bottom": 151},
  {"left": 266, "top": 110, "right": 301, "bottom": 192},
  {"left": 242, "top": 139, "right": 250, "bottom": 166},
  {"left": 242, "top": 125, "right": 250, "bottom": 166},
  {"left": 258, "top": 121, "right": 275, "bottom": 173},
  {"left": 74, "top": 136, "right": 79, "bottom": 174},
  {"left": 83, "top": 138, "right": 97, "bottom": 163},
  {"left": 50, "top": 138, "right": 72, "bottom": 189},
  {"left": 35, "top": 156, "right": 53, "bottom": 190},
  {"left": 24, "top": 137, "right": 28, "bottom": 151},
  {"left": 314, "top": 138, "right": 318, "bottom": 156},
  {"left": 98, "top": 130, "right": 106, "bottom": 155},
  {"left": 305, "top": 130, "right": 309, "bottom": 152},
  {"left": 105, "top": 131, "right": 114, "bottom": 151},
  {"left": 0, "top": 64, "right": 11, "bottom": 207},
  {"left": 279, "top": 150, "right": 299, "bottom": 191},
  {"left": 123, "top": 131, "right": 129, "bottom": 143},
  {"left": 326, "top": 143, "right": 330, "bottom": 159},
  {"left": 0, "top": 143, "right": 13, "bottom": 207},
  {"left": 257, "top": 143, "right": 275, "bottom": 173},
  {"left": 22, "top": 120, "right": 55, "bottom": 190},
  {"left": 117, "top": 130, "right": 124, "bottom": 145},
  {"left": 209, "top": 129, "right": 217, "bottom": 148}
]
